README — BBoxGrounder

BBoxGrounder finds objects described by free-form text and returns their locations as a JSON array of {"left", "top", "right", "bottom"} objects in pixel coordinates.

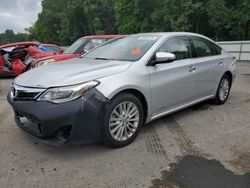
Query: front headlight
[
  {"left": 35, "top": 59, "right": 55, "bottom": 67},
  {"left": 37, "top": 81, "right": 100, "bottom": 104}
]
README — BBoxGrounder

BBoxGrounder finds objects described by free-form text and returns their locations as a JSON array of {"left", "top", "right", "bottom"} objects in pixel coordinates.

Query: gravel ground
[{"left": 0, "top": 62, "right": 250, "bottom": 188}]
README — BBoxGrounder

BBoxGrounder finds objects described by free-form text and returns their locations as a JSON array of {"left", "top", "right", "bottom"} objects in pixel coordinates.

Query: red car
[
  {"left": 0, "top": 42, "right": 64, "bottom": 76},
  {"left": 31, "top": 35, "right": 124, "bottom": 68}
]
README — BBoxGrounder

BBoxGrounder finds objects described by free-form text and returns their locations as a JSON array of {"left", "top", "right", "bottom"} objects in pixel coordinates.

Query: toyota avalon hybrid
[{"left": 7, "top": 32, "right": 236, "bottom": 148}]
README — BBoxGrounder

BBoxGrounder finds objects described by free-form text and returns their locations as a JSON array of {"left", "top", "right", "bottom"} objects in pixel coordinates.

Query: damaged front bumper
[{"left": 7, "top": 89, "right": 109, "bottom": 146}]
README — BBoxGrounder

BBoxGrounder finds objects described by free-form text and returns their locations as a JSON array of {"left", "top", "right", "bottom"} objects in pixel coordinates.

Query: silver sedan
[{"left": 8, "top": 32, "right": 236, "bottom": 148}]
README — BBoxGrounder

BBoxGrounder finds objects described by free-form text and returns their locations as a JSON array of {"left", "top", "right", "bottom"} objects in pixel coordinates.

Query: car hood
[
  {"left": 31, "top": 53, "right": 79, "bottom": 67},
  {"left": 52, "top": 53, "right": 80, "bottom": 61},
  {"left": 36, "top": 53, "right": 79, "bottom": 62},
  {"left": 15, "top": 58, "right": 132, "bottom": 88}
]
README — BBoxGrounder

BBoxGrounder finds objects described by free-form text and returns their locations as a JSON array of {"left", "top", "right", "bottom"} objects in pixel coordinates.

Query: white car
[{"left": 8, "top": 32, "right": 236, "bottom": 148}]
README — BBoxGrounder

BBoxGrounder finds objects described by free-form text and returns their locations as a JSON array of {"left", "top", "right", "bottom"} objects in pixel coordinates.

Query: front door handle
[
  {"left": 218, "top": 62, "right": 224, "bottom": 66},
  {"left": 188, "top": 66, "right": 196, "bottom": 72}
]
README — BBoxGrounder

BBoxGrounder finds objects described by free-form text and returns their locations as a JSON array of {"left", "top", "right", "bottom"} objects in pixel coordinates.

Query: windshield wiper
[{"left": 94, "top": 57, "right": 112, "bottom": 60}]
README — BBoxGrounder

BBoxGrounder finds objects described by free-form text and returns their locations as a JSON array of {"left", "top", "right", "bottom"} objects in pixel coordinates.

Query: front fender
[{"left": 96, "top": 66, "right": 153, "bottom": 119}]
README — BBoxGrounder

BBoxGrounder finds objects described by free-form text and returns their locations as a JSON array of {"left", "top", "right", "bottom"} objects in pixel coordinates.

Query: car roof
[
  {"left": 0, "top": 42, "right": 61, "bottom": 50},
  {"left": 0, "top": 41, "right": 41, "bottom": 48},
  {"left": 133, "top": 32, "right": 203, "bottom": 36},
  {"left": 133, "top": 32, "right": 214, "bottom": 41},
  {"left": 80, "top": 35, "right": 126, "bottom": 39}
]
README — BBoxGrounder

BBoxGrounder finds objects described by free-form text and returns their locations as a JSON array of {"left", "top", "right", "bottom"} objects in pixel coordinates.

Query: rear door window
[{"left": 191, "top": 37, "right": 221, "bottom": 57}]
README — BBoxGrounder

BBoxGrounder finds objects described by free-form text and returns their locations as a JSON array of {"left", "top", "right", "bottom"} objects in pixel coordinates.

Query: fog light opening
[{"left": 55, "top": 126, "right": 72, "bottom": 143}]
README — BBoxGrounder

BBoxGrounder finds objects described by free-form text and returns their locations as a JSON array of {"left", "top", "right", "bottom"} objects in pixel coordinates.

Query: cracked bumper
[{"left": 7, "top": 89, "right": 109, "bottom": 146}]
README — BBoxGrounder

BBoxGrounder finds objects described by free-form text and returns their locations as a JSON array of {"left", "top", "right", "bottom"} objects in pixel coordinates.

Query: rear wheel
[
  {"left": 103, "top": 93, "right": 144, "bottom": 148},
  {"left": 212, "top": 74, "right": 231, "bottom": 105}
]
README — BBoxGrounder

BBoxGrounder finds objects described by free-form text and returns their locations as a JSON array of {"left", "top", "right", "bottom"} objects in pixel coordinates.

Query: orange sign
[{"left": 131, "top": 49, "right": 141, "bottom": 55}]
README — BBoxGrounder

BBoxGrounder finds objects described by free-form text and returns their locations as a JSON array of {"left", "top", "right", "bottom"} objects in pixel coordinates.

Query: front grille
[
  {"left": 14, "top": 90, "right": 40, "bottom": 101},
  {"left": 11, "top": 85, "right": 44, "bottom": 101}
]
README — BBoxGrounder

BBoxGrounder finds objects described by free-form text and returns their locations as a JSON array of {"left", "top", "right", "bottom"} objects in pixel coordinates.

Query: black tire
[
  {"left": 103, "top": 93, "right": 144, "bottom": 148},
  {"left": 212, "top": 74, "right": 231, "bottom": 105}
]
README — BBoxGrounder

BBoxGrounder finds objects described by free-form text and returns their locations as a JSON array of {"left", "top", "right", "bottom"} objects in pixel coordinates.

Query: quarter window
[
  {"left": 156, "top": 37, "right": 192, "bottom": 60},
  {"left": 214, "top": 43, "right": 222, "bottom": 55}
]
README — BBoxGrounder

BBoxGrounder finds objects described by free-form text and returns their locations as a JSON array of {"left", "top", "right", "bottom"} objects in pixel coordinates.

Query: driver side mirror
[{"left": 149, "top": 52, "right": 176, "bottom": 66}]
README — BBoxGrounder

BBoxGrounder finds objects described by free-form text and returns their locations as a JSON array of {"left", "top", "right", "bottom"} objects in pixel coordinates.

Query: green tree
[
  {"left": 114, "top": 0, "right": 138, "bottom": 34},
  {"left": 28, "top": 0, "right": 250, "bottom": 44},
  {"left": 207, "top": 0, "right": 230, "bottom": 40},
  {"left": 83, "top": 0, "right": 116, "bottom": 34},
  {"left": 29, "top": 0, "right": 117, "bottom": 45},
  {"left": 59, "top": 0, "right": 89, "bottom": 45},
  {"left": 228, "top": 0, "right": 250, "bottom": 40},
  {"left": 29, "top": 0, "right": 67, "bottom": 44},
  {"left": 0, "top": 29, "right": 29, "bottom": 45}
]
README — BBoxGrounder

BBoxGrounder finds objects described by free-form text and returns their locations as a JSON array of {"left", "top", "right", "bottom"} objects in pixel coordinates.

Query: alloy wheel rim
[
  {"left": 109, "top": 101, "right": 139, "bottom": 141},
  {"left": 219, "top": 78, "right": 229, "bottom": 101}
]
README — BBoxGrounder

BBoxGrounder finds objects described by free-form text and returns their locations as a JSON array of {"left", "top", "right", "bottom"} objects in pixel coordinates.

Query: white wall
[{"left": 217, "top": 41, "right": 250, "bottom": 61}]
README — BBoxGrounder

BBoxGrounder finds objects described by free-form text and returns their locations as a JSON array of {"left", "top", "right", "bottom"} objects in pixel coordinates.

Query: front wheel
[
  {"left": 212, "top": 74, "right": 231, "bottom": 105},
  {"left": 103, "top": 93, "right": 144, "bottom": 148}
]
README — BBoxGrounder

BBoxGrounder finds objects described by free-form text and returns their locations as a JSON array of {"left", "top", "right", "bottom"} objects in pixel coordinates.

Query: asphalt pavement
[{"left": 0, "top": 62, "right": 250, "bottom": 188}]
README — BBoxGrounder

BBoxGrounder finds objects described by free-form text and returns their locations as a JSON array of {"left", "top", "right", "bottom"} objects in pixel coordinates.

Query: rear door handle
[{"left": 188, "top": 66, "right": 196, "bottom": 72}]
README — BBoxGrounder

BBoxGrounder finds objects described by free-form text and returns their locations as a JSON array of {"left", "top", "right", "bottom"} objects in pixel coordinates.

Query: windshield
[
  {"left": 84, "top": 34, "right": 161, "bottom": 61},
  {"left": 83, "top": 38, "right": 106, "bottom": 53},
  {"left": 44, "top": 45, "right": 61, "bottom": 52},
  {"left": 64, "top": 38, "right": 87, "bottom": 54},
  {"left": 37, "top": 45, "right": 53, "bottom": 52}
]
